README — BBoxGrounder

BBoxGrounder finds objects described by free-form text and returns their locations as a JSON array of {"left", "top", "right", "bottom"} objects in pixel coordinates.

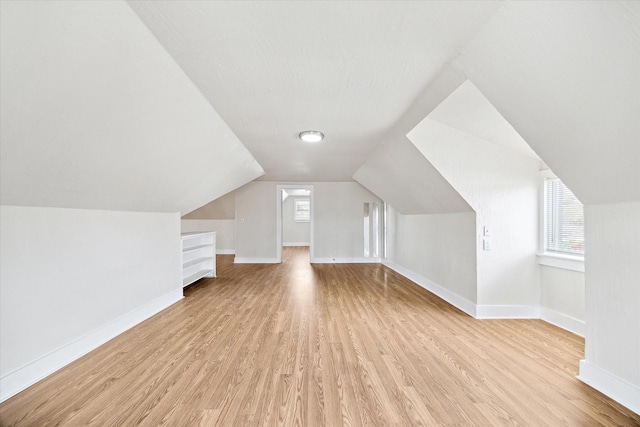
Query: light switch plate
[{"left": 483, "top": 226, "right": 490, "bottom": 236}]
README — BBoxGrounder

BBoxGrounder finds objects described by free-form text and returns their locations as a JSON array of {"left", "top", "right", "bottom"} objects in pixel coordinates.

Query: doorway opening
[{"left": 276, "top": 184, "right": 314, "bottom": 263}]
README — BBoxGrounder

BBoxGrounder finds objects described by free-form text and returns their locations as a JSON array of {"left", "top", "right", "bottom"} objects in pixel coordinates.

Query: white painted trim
[
  {"left": 311, "top": 257, "right": 381, "bottom": 264},
  {"left": 0, "top": 289, "right": 183, "bottom": 403},
  {"left": 475, "top": 305, "right": 540, "bottom": 319},
  {"left": 578, "top": 360, "right": 640, "bottom": 415},
  {"left": 540, "top": 307, "right": 585, "bottom": 337},
  {"left": 537, "top": 253, "right": 585, "bottom": 272},
  {"left": 234, "top": 257, "right": 280, "bottom": 264},
  {"left": 216, "top": 249, "right": 235, "bottom": 255},
  {"left": 283, "top": 242, "right": 310, "bottom": 247},
  {"left": 382, "top": 260, "right": 476, "bottom": 318},
  {"left": 381, "top": 260, "right": 587, "bottom": 339}
]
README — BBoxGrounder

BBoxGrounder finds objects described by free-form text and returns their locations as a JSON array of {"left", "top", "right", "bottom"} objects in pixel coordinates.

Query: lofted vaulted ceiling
[
  {"left": 1, "top": 1, "right": 638, "bottom": 215},
  {"left": 127, "top": 1, "right": 503, "bottom": 182}
]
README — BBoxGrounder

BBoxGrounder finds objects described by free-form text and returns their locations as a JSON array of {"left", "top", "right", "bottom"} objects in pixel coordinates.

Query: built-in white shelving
[{"left": 181, "top": 232, "right": 216, "bottom": 287}]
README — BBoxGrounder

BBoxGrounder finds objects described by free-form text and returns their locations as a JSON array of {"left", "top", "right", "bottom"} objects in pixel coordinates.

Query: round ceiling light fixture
[{"left": 299, "top": 130, "right": 324, "bottom": 143}]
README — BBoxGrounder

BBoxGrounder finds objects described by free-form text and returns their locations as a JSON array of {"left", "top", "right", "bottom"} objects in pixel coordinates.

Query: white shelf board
[
  {"left": 182, "top": 269, "right": 214, "bottom": 287},
  {"left": 182, "top": 231, "right": 216, "bottom": 239},
  {"left": 182, "top": 257, "right": 212, "bottom": 269},
  {"left": 182, "top": 244, "right": 214, "bottom": 254}
]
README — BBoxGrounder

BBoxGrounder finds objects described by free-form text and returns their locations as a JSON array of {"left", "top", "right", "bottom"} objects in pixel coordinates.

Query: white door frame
[{"left": 276, "top": 184, "right": 314, "bottom": 263}]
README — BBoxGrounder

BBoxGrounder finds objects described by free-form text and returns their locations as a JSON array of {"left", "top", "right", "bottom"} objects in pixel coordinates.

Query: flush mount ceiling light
[{"left": 299, "top": 130, "right": 324, "bottom": 143}]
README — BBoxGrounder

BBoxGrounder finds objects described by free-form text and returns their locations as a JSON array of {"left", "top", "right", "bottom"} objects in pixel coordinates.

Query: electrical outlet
[{"left": 483, "top": 239, "right": 490, "bottom": 251}]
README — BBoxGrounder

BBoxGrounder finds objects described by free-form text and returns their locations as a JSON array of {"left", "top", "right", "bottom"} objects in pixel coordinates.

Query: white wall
[
  {"left": 233, "top": 181, "right": 381, "bottom": 263},
  {"left": 183, "top": 191, "right": 235, "bottom": 220},
  {"left": 181, "top": 219, "right": 235, "bottom": 253},
  {"left": 385, "top": 206, "right": 477, "bottom": 310},
  {"left": 540, "top": 266, "right": 585, "bottom": 336},
  {"left": 0, "top": 206, "right": 182, "bottom": 401},
  {"left": 312, "top": 182, "right": 381, "bottom": 262},
  {"left": 353, "top": 135, "right": 473, "bottom": 215},
  {"left": 446, "top": 3, "right": 640, "bottom": 409},
  {"left": 409, "top": 118, "right": 540, "bottom": 313},
  {"left": 282, "top": 197, "right": 310, "bottom": 246},
  {"left": 234, "top": 181, "right": 279, "bottom": 262},
  {"left": 580, "top": 201, "right": 640, "bottom": 413},
  {"left": 181, "top": 191, "right": 236, "bottom": 253}
]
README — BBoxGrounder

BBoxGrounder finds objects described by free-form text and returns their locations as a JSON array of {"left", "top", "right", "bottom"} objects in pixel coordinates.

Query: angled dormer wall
[
  {"left": 0, "top": 2, "right": 263, "bottom": 214},
  {"left": 450, "top": 1, "right": 639, "bottom": 411},
  {"left": 0, "top": 1, "right": 262, "bottom": 401},
  {"left": 354, "top": 134, "right": 478, "bottom": 312},
  {"left": 408, "top": 81, "right": 543, "bottom": 315}
]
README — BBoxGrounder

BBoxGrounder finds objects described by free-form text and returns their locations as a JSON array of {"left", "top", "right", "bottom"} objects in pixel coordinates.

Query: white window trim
[
  {"left": 538, "top": 169, "right": 584, "bottom": 272},
  {"left": 293, "top": 198, "right": 310, "bottom": 223}
]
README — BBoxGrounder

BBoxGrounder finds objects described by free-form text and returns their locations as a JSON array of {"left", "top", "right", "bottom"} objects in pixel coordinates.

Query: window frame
[
  {"left": 537, "top": 170, "right": 585, "bottom": 272},
  {"left": 293, "top": 198, "right": 310, "bottom": 223}
]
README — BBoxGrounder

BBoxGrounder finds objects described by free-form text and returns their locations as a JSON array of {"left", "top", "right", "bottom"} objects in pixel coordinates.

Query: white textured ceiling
[
  {"left": 451, "top": 1, "right": 640, "bottom": 204},
  {"left": 0, "top": 1, "right": 263, "bottom": 214},
  {"left": 426, "top": 81, "right": 543, "bottom": 164},
  {"left": 2, "top": 1, "right": 637, "bottom": 214},
  {"left": 128, "top": 0, "right": 503, "bottom": 182}
]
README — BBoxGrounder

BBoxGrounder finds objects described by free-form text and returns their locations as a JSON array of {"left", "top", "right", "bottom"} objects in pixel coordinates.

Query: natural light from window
[
  {"left": 543, "top": 177, "right": 584, "bottom": 257},
  {"left": 294, "top": 199, "right": 310, "bottom": 222}
]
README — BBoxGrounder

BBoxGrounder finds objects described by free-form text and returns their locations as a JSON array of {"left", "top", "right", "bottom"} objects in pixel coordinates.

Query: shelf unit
[{"left": 181, "top": 232, "right": 216, "bottom": 287}]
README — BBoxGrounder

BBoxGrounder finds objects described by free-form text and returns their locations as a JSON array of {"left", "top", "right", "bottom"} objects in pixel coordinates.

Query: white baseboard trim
[
  {"left": 540, "top": 307, "right": 585, "bottom": 337},
  {"left": 311, "top": 257, "right": 381, "bottom": 264},
  {"left": 234, "top": 257, "right": 280, "bottom": 264},
  {"left": 578, "top": 360, "right": 640, "bottom": 415},
  {"left": 382, "top": 260, "right": 476, "bottom": 318},
  {"left": 216, "top": 249, "right": 235, "bottom": 255},
  {"left": 475, "top": 305, "right": 540, "bottom": 319},
  {"left": 0, "top": 288, "right": 183, "bottom": 403},
  {"left": 283, "top": 242, "right": 310, "bottom": 247}
]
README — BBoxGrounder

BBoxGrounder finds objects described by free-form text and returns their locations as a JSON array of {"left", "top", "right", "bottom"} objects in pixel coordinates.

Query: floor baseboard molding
[
  {"left": 578, "top": 360, "right": 640, "bottom": 415},
  {"left": 283, "top": 242, "right": 310, "bottom": 247},
  {"left": 0, "top": 289, "right": 183, "bottom": 403},
  {"left": 540, "top": 307, "right": 585, "bottom": 337},
  {"left": 234, "top": 257, "right": 280, "bottom": 264},
  {"left": 312, "top": 257, "right": 381, "bottom": 264},
  {"left": 216, "top": 249, "right": 235, "bottom": 255},
  {"left": 382, "top": 260, "right": 476, "bottom": 318},
  {"left": 475, "top": 305, "right": 540, "bottom": 319}
]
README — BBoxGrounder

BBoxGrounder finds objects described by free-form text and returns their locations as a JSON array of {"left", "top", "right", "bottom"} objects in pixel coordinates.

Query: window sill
[{"left": 537, "top": 253, "right": 584, "bottom": 272}]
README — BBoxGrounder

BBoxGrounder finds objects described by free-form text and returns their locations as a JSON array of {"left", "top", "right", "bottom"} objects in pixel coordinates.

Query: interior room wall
[
  {"left": 580, "top": 201, "right": 640, "bottom": 413},
  {"left": 234, "top": 181, "right": 279, "bottom": 262},
  {"left": 0, "top": 206, "right": 182, "bottom": 401},
  {"left": 233, "top": 181, "right": 381, "bottom": 263},
  {"left": 447, "top": 2, "right": 639, "bottom": 408},
  {"left": 409, "top": 118, "right": 540, "bottom": 314},
  {"left": 312, "top": 182, "right": 382, "bottom": 262},
  {"left": 182, "top": 191, "right": 235, "bottom": 220},
  {"left": 282, "top": 196, "right": 310, "bottom": 246},
  {"left": 384, "top": 205, "right": 477, "bottom": 314},
  {"left": 540, "top": 266, "right": 585, "bottom": 336},
  {"left": 181, "top": 191, "right": 236, "bottom": 253}
]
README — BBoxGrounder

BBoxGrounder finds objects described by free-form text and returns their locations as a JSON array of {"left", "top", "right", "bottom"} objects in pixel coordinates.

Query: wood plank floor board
[{"left": 1, "top": 247, "right": 638, "bottom": 426}]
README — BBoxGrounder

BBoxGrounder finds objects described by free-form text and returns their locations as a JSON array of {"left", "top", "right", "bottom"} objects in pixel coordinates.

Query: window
[
  {"left": 294, "top": 198, "right": 310, "bottom": 222},
  {"left": 543, "top": 176, "right": 584, "bottom": 257}
]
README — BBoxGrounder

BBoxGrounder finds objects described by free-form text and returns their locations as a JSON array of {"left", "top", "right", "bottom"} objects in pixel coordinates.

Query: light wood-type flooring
[{"left": 1, "top": 247, "right": 638, "bottom": 426}]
